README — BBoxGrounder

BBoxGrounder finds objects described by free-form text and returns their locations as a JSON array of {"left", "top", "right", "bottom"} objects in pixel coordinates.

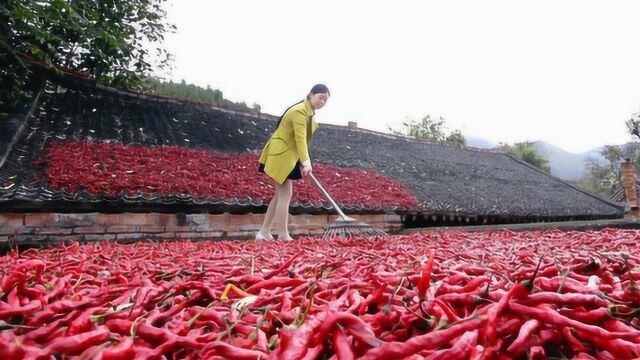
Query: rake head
[{"left": 322, "top": 216, "right": 388, "bottom": 239}]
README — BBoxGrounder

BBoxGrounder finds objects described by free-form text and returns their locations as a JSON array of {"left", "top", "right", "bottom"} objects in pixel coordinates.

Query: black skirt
[{"left": 258, "top": 160, "right": 302, "bottom": 181}]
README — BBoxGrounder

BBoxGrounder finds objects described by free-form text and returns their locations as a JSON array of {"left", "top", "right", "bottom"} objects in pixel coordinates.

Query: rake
[{"left": 308, "top": 173, "right": 387, "bottom": 238}]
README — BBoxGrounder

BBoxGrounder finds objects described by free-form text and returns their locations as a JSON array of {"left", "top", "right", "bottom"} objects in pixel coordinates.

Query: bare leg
[
  {"left": 258, "top": 195, "right": 277, "bottom": 240},
  {"left": 274, "top": 180, "right": 293, "bottom": 240}
]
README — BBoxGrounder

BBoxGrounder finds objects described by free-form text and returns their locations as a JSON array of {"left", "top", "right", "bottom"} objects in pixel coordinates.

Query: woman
[{"left": 256, "top": 84, "right": 330, "bottom": 240}]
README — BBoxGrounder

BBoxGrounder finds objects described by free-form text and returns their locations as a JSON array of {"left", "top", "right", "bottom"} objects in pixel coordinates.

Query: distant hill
[
  {"left": 466, "top": 137, "right": 496, "bottom": 149},
  {"left": 531, "top": 141, "right": 600, "bottom": 180},
  {"left": 463, "top": 137, "right": 610, "bottom": 180}
]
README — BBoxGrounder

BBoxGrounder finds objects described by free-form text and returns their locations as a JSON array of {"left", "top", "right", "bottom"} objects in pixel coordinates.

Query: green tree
[
  {"left": 581, "top": 145, "right": 625, "bottom": 197},
  {"left": 626, "top": 111, "right": 640, "bottom": 139},
  {"left": 1, "top": 0, "right": 175, "bottom": 117},
  {"left": 504, "top": 142, "right": 550, "bottom": 173},
  {"left": 446, "top": 130, "right": 466, "bottom": 146},
  {"left": 144, "top": 77, "right": 261, "bottom": 114},
  {"left": 388, "top": 115, "right": 466, "bottom": 145}
]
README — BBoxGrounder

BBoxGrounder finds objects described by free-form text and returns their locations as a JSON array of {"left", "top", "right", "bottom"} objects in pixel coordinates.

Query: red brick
[
  {"left": 0, "top": 214, "right": 24, "bottom": 226},
  {"left": 223, "top": 224, "right": 241, "bottom": 233},
  {"left": 164, "top": 225, "right": 193, "bottom": 232},
  {"left": 24, "top": 213, "right": 57, "bottom": 226},
  {"left": 72, "top": 226, "right": 106, "bottom": 234},
  {"left": 239, "top": 224, "right": 261, "bottom": 231},
  {"left": 57, "top": 213, "right": 97, "bottom": 227},
  {"left": 84, "top": 234, "right": 116, "bottom": 241},
  {"left": 13, "top": 227, "right": 35, "bottom": 235},
  {"left": 289, "top": 215, "right": 308, "bottom": 225},
  {"left": 0, "top": 214, "right": 25, "bottom": 234},
  {"left": 250, "top": 213, "right": 265, "bottom": 225},
  {"left": 46, "top": 235, "right": 82, "bottom": 242},
  {"left": 308, "top": 230, "right": 325, "bottom": 237},
  {"left": 229, "top": 215, "right": 251, "bottom": 225},
  {"left": 199, "top": 231, "right": 224, "bottom": 239},
  {"left": 174, "top": 232, "right": 207, "bottom": 239},
  {"left": 36, "top": 228, "right": 73, "bottom": 235},
  {"left": 0, "top": 226, "right": 20, "bottom": 235},
  {"left": 195, "top": 224, "right": 220, "bottom": 231},
  {"left": 156, "top": 232, "right": 177, "bottom": 239},
  {"left": 11, "top": 235, "right": 47, "bottom": 243},
  {"left": 186, "top": 214, "right": 208, "bottom": 226},
  {"left": 106, "top": 225, "right": 138, "bottom": 233},
  {"left": 157, "top": 214, "right": 178, "bottom": 226},
  {"left": 384, "top": 214, "right": 402, "bottom": 223},
  {"left": 138, "top": 225, "right": 164, "bottom": 233},
  {"left": 225, "top": 231, "right": 253, "bottom": 239},
  {"left": 124, "top": 213, "right": 161, "bottom": 225},
  {"left": 208, "top": 214, "right": 229, "bottom": 227},
  {"left": 115, "top": 233, "right": 148, "bottom": 241},
  {"left": 94, "top": 214, "right": 125, "bottom": 226},
  {"left": 290, "top": 223, "right": 323, "bottom": 231}
]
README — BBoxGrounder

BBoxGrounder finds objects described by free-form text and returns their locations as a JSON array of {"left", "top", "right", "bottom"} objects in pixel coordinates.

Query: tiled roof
[{"left": 0, "top": 65, "right": 624, "bottom": 219}]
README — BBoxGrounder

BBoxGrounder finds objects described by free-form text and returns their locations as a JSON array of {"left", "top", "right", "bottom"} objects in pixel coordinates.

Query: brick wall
[
  {"left": 0, "top": 212, "right": 401, "bottom": 245},
  {"left": 621, "top": 159, "right": 638, "bottom": 210}
]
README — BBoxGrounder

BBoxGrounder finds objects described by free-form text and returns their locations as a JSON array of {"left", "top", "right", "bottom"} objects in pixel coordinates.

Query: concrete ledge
[{"left": 403, "top": 218, "right": 640, "bottom": 233}]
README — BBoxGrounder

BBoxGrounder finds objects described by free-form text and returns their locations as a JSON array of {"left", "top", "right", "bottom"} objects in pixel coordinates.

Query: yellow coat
[{"left": 258, "top": 99, "right": 318, "bottom": 184}]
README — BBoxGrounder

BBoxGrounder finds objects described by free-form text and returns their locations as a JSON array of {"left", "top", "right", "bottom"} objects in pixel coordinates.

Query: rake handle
[{"left": 308, "top": 173, "right": 348, "bottom": 219}]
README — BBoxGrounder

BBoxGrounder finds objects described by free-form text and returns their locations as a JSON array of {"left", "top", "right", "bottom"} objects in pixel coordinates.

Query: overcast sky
[{"left": 162, "top": 0, "right": 640, "bottom": 153}]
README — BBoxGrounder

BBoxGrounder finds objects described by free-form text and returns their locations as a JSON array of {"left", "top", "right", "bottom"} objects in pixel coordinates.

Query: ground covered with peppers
[{"left": 1, "top": 229, "right": 640, "bottom": 359}]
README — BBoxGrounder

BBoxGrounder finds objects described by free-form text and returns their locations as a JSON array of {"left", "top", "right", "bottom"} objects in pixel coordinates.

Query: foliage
[
  {"left": 578, "top": 144, "right": 640, "bottom": 197},
  {"left": 445, "top": 130, "right": 466, "bottom": 146},
  {"left": 502, "top": 142, "right": 550, "bottom": 173},
  {"left": 144, "top": 78, "right": 261, "bottom": 115},
  {"left": 1, "top": 0, "right": 174, "bottom": 117},
  {"left": 626, "top": 111, "right": 640, "bottom": 139},
  {"left": 388, "top": 115, "right": 466, "bottom": 146}
]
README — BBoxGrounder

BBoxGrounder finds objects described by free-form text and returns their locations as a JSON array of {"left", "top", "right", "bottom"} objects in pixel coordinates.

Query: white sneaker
[{"left": 255, "top": 232, "right": 267, "bottom": 240}]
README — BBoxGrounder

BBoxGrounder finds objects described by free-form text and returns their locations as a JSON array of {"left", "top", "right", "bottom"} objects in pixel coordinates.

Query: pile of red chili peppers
[
  {"left": 1, "top": 229, "right": 640, "bottom": 359},
  {"left": 38, "top": 141, "right": 419, "bottom": 211}
]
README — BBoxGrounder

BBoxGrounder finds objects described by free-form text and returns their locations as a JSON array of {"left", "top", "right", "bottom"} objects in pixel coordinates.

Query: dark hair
[
  {"left": 309, "top": 84, "right": 330, "bottom": 97},
  {"left": 276, "top": 84, "right": 329, "bottom": 128}
]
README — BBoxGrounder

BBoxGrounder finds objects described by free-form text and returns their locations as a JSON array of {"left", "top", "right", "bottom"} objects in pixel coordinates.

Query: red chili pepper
[
  {"left": 25, "top": 310, "right": 78, "bottom": 342},
  {"left": 0, "top": 332, "right": 26, "bottom": 360},
  {"left": 433, "top": 299, "right": 461, "bottom": 323},
  {"left": 94, "top": 337, "right": 135, "bottom": 360},
  {"left": 0, "top": 300, "right": 41, "bottom": 320},
  {"left": 246, "top": 277, "right": 306, "bottom": 294},
  {"left": 332, "top": 327, "right": 355, "bottom": 360},
  {"left": 2, "top": 260, "right": 46, "bottom": 293},
  {"left": 519, "top": 292, "right": 608, "bottom": 308},
  {"left": 263, "top": 250, "right": 304, "bottom": 280},
  {"left": 505, "top": 319, "right": 540, "bottom": 356},
  {"left": 423, "top": 329, "right": 478, "bottom": 360},
  {"left": 67, "top": 307, "right": 101, "bottom": 335},
  {"left": 45, "top": 326, "right": 111, "bottom": 356},
  {"left": 360, "top": 316, "right": 485, "bottom": 360},
  {"left": 560, "top": 327, "right": 589, "bottom": 354},
  {"left": 312, "top": 311, "right": 381, "bottom": 348},
  {"left": 273, "top": 311, "right": 329, "bottom": 360},
  {"left": 201, "top": 341, "right": 268, "bottom": 360},
  {"left": 528, "top": 346, "right": 546, "bottom": 360},
  {"left": 508, "top": 303, "right": 638, "bottom": 341},
  {"left": 417, "top": 250, "right": 435, "bottom": 299}
]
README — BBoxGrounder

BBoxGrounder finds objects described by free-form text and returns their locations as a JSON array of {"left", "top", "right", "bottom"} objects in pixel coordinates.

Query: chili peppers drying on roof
[
  {"left": 1, "top": 229, "right": 640, "bottom": 358},
  {"left": 38, "top": 141, "right": 419, "bottom": 211}
]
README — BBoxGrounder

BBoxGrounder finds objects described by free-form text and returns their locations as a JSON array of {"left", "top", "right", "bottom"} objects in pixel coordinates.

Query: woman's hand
[{"left": 301, "top": 160, "right": 313, "bottom": 176}]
